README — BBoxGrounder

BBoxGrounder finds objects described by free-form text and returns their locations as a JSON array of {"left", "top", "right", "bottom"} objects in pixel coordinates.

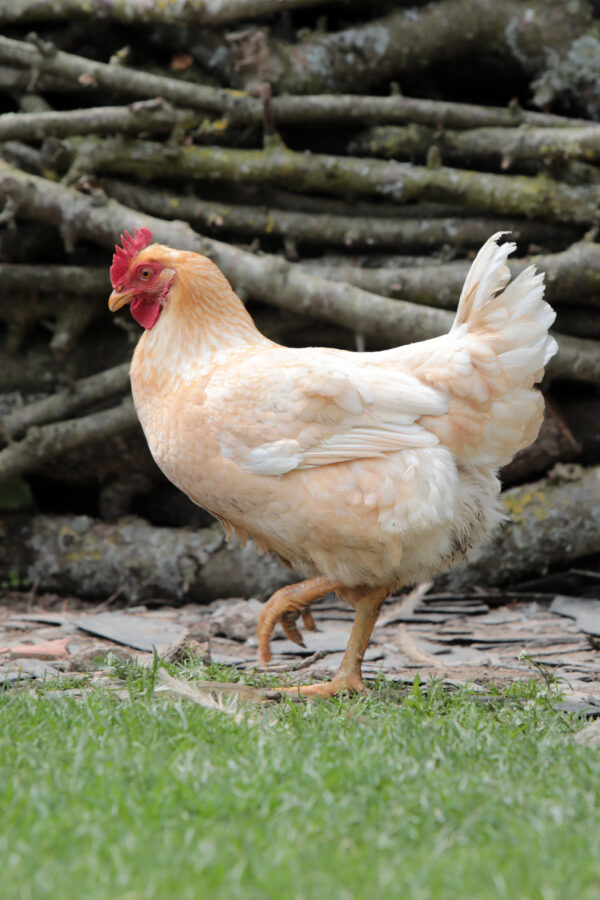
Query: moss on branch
[
  {"left": 58, "top": 137, "right": 600, "bottom": 227},
  {"left": 349, "top": 123, "right": 600, "bottom": 171},
  {"left": 0, "top": 100, "right": 199, "bottom": 142},
  {"left": 226, "top": 0, "right": 597, "bottom": 99},
  {"left": 0, "top": 159, "right": 598, "bottom": 386},
  {"left": 103, "top": 178, "right": 570, "bottom": 253},
  {"left": 297, "top": 242, "right": 600, "bottom": 311}
]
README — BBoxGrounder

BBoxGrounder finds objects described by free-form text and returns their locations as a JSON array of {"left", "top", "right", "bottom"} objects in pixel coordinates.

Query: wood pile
[{"left": 0, "top": 0, "right": 599, "bottom": 599}]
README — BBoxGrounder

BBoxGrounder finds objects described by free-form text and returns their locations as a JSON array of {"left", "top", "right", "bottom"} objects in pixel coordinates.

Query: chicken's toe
[
  {"left": 257, "top": 576, "right": 342, "bottom": 667},
  {"left": 301, "top": 608, "right": 318, "bottom": 632},
  {"left": 281, "top": 610, "right": 306, "bottom": 647},
  {"left": 280, "top": 673, "right": 367, "bottom": 699}
]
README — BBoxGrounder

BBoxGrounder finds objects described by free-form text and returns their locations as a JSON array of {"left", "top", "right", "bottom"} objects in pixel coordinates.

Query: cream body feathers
[{"left": 129, "top": 235, "right": 557, "bottom": 588}]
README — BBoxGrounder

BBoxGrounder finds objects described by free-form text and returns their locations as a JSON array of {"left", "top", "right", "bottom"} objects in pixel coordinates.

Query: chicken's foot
[
  {"left": 279, "top": 587, "right": 388, "bottom": 698},
  {"left": 258, "top": 576, "right": 343, "bottom": 664}
]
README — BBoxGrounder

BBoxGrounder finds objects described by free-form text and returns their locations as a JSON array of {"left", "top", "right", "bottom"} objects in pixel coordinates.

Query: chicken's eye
[{"left": 139, "top": 268, "right": 153, "bottom": 281}]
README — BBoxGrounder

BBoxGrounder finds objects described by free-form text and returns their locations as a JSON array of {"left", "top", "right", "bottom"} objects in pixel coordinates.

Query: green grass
[{"left": 1, "top": 665, "right": 599, "bottom": 900}]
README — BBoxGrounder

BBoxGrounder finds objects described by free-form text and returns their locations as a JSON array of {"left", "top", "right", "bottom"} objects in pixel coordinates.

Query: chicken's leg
[
  {"left": 258, "top": 576, "right": 343, "bottom": 664},
  {"left": 281, "top": 587, "right": 388, "bottom": 698}
]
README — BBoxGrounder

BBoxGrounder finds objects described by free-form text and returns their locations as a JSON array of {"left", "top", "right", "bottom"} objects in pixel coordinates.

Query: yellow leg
[
  {"left": 282, "top": 587, "right": 388, "bottom": 698},
  {"left": 258, "top": 576, "right": 343, "bottom": 665}
]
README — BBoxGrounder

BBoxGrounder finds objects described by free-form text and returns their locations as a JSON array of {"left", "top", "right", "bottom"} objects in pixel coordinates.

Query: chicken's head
[{"left": 108, "top": 228, "right": 175, "bottom": 329}]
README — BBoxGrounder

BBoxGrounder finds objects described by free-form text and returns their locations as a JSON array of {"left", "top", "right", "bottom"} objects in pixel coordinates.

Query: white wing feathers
[
  {"left": 219, "top": 360, "right": 448, "bottom": 477},
  {"left": 216, "top": 233, "right": 556, "bottom": 477}
]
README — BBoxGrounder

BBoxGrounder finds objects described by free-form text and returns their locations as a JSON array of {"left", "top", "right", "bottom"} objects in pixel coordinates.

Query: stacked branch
[{"left": 1, "top": 6, "right": 600, "bottom": 597}]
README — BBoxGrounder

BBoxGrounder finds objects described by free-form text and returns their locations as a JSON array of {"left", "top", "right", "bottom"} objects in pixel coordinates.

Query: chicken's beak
[{"left": 108, "top": 289, "right": 133, "bottom": 312}]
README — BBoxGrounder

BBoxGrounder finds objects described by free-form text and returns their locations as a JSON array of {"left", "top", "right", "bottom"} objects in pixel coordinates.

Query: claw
[
  {"left": 301, "top": 608, "right": 318, "bottom": 632},
  {"left": 281, "top": 610, "right": 306, "bottom": 647}
]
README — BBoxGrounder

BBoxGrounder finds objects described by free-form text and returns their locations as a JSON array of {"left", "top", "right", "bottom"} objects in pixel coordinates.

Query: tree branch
[
  {"left": 3, "top": 467, "right": 599, "bottom": 601},
  {"left": 0, "top": 99, "right": 199, "bottom": 142},
  {"left": 0, "top": 37, "right": 592, "bottom": 130},
  {"left": 266, "top": 96, "right": 589, "bottom": 130},
  {"left": 103, "top": 178, "right": 572, "bottom": 253},
  {"left": 225, "top": 0, "right": 597, "bottom": 98},
  {"left": 0, "top": 0, "right": 347, "bottom": 27},
  {"left": 0, "top": 263, "right": 108, "bottom": 293},
  {"left": 58, "top": 137, "right": 600, "bottom": 226},
  {"left": 0, "top": 159, "right": 597, "bottom": 385},
  {"left": 296, "top": 241, "right": 600, "bottom": 310},
  {"left": 0, "top": 35, "right": 257, "bottom": 121},
  {"left": 349, "top": 123, "right": 600, "bottom": 170},
  {"left": 0, "top": 513, "right": 292, "bottom": 602},
  {"left": 1, "top": 362, "right": 131, "bottom": 442},
  {"left": 0, "top": 398, "right": 137, "bottom": 483},
  {"left": 439, "top": 465, "right": 600, "bottom": 589}
]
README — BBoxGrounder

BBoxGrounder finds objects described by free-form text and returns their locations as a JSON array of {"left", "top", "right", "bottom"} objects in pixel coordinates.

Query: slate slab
[
  {"left": 10, "top": 612, "right": 73, "bottom": 626},
  {"left": 554, "top": 699, "right": 600, "bottom": 717},
  {"left": 74, "top": 612, "right": 187, "bottom": 652},
  {"left": 575, "top": 721, "right": 600, "bottom": 745},
  {"left": 271, "top": 628, "right": 352, "bottom": 656},
  {"left": 1, "top": 658, "right": 62, "bottom": 681},
  {"left": 551, "top": 596, "right": 600, "bottom": 637}
]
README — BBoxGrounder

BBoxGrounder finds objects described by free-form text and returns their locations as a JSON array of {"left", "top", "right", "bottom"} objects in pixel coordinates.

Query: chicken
[{"left": 109, "top": 229, "right": 557, "bottom": 696}]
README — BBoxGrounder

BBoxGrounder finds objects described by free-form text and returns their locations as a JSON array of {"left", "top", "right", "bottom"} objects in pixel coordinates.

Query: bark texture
[
  {"left": 1, "top": 160, "right": 598, "bottom": 385},
  {"left": 2, "top": 465, "right": 598, "bottom": 602},
  {"left": 0, "top": 515, "right": 293, "bottom": 602},
  {"left": 440, "top": 465, "right": 600, "bottom": 590}
]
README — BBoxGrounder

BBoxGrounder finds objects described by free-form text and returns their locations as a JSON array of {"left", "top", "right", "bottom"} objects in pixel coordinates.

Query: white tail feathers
[
  {"left": 453, "top": 232, "right": 557, "bottom": 380},
  {"left": 438, "top": 233, "right": 558, "bottom": 467}
]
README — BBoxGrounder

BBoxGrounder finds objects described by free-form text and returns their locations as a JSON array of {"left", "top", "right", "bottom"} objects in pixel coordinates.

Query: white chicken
[{"left": 109, "top": 231, "right": 557, "bottom": 696}]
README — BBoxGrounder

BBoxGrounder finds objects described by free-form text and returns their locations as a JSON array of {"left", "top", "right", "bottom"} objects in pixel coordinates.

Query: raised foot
[{"left": 258, "top": 576, "right": 342, "bottom": 665}]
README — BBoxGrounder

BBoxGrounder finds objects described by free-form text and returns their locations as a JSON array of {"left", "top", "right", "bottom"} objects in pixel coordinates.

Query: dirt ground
[{"left": 2, "top": 578, "right": 600, "bottom": 714}]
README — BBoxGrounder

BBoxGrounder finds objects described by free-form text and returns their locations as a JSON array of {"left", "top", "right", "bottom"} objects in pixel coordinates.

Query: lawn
[{"left": 1, "top": 663, "right": 599, "bottom": 900}]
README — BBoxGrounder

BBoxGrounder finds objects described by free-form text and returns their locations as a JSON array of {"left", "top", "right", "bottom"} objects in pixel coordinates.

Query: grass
[{"left": 1, "top": 661, "right": 599, "bottom": 900}]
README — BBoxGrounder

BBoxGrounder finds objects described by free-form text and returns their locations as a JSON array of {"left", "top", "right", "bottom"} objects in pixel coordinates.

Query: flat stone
[
  {"left": 271, "top": 628, "right": 352, "bottom": 656},
  {"left": 551, "top": 596, "right": 600, "bottom": 637},
  {"left": 2, "top": 658, "right": 61, "bottom": 680},
  {"left": 74, "top": 612, "right": 187, "bottom": 653},
  {"left": 575, "top": 721, "right": 600, "bottom": 746}
]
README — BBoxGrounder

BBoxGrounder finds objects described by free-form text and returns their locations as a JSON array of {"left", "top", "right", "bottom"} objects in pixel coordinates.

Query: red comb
[{"left": 110, "top": 227, "right": 154, "bottom": 286}]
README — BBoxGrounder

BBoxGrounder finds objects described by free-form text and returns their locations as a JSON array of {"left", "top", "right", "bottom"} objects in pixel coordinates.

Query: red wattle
[{"left": 130, "top": 297, "right": 161, "bottom": 329}]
